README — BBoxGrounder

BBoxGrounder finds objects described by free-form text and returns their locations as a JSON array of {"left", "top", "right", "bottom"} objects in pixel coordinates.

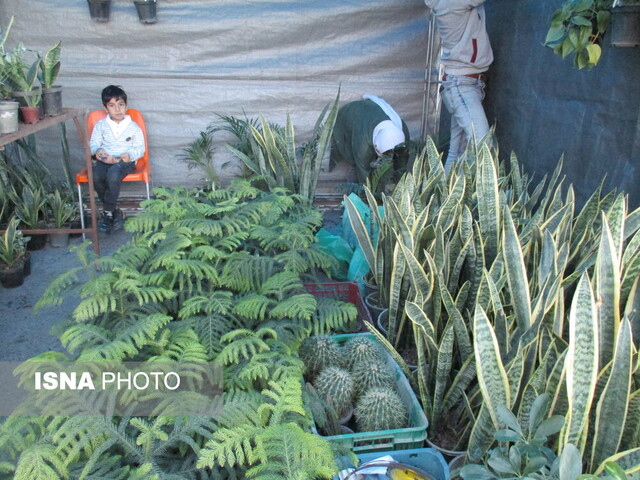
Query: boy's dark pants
[{"left": 93, "top": 160, "right": 136, "bottom": 212}]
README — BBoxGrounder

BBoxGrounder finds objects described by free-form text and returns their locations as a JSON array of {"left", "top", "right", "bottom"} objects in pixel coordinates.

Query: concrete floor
[{"left": 0, "top": 228, "right": 132, "bottom": 361}]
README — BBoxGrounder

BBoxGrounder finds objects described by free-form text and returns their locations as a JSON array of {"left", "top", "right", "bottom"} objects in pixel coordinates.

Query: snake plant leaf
[
  {"left": 343, "top": 195, "right": 376, "bottom": 274},
  {"left": 397, "top": 242, "right": 433, "bottom": 307},
  {"left": 594, "top": 447, "right": 640, "bottom": 476},
  {"left": 439, "top": 280, "right": 473, "bottom": 360},
  {"left": 476, "top": 148, "right": 500, "bottom": 264},
  {"left": 595, "top": 215, "right": 621, "bottom": 367},
  {"left": 436, "top": 171, "right": 465, "bottom": 235},
  {"left": 621, "top": 389, "right": 640, "bottom": 448},
  {"left": 624, "top": 205, "right": 640, "bottom": 241},
  {"left": 474, "top": 304, "right": 510, "bottom": 429},
  {"left": 624, "top": 277, "right": 640, "bottom": 347},
  {"left": 432, "top": 323, "right": 455, "bottom": 426},
  {"left": 503, "top": 207, "right": 531, "bottom": 334},
  {"left": 621, "top": 228, "right": 640, "bottom": 308},
  {"left": 467, "top": 405, "right": 497, "bottom": 462},
  {"left": 607, "top": 194, "right": 626, "bottom": 260},
  {"left": 405, "top": 301, "right": 436, "bottom": 351},
  {"left": 589, "top": 319, "right": 633, "bottom": 470},
  {"left": 571, "top": 181, "right": 603, "bottom": 255},
  {"left": 388, "top": 241, "right": 406, "bottom": 345},
  {"left": 562, "top": 273, "right": 598, "bottom": 452}
]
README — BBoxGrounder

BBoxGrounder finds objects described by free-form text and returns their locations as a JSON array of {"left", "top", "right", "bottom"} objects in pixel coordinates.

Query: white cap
[{"left": 372, "top": 120, "right": 405, "bottom": 156}]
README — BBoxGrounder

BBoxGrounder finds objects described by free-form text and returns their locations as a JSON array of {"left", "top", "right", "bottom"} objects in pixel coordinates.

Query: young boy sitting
[{"left": 90, "top": 85, "right": 145, "bottom": 233}]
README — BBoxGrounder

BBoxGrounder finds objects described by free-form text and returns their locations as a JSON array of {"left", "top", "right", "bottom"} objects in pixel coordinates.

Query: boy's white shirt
[
  {"left": 90, "top": 115, "right": 145, "bottom": 162},
  {"left": 106, "top": 114, "right": 132, "bottom": 138}
]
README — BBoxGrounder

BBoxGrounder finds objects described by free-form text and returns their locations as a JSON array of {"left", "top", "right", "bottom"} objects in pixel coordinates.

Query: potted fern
[
  {"left": 0, "top": 217, "right": 29, "bottom": 288},
  {"left": 38, "top": 41, "right": 62, "bottom": 116}
]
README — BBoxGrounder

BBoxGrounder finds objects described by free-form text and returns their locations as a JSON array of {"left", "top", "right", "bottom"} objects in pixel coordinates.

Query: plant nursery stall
[{"left": 0, "top": 0, "right": 436, "bottom": 193}]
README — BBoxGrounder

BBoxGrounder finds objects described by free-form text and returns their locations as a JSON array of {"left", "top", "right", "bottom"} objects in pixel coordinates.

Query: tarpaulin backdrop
[
  {"left": 484, "top": 0, "right": 640, "bottom": 208},
  {"left": 0, "top": 0, "right": 433, "bottom": 191}
]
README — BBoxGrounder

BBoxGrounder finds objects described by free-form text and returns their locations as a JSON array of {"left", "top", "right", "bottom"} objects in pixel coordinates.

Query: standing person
[
  {"left": 331, "top": 94, "right": 410, "bottom": 185},
  {"left": 425, "top": 0, "right": 493, "bottom": 173},
  {"left": 90, "top": 85, "right": 145, "bottom": 234}
]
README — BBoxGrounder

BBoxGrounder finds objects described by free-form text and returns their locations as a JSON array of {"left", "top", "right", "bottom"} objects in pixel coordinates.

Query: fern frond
[
  {"left": 259, "top": 271, "right": 304, "bottom": 298},
  {"left": 232, "top": 293, "right": 275, "bottom": 321},
  {"left": 246, "top": 423, "right": 337, "bottom": 480},
  {"left": 217, "top": 329, "right": 277, "bottom": 365},
  {"left": 197, "top": 424, "right": 264, "bottom": 469},
  {"left": 268, "top": 294, "right": 317, "bottom": 321},
  {"left": 179, "top": 291, "right": 234, "bottom": 318},
  {"left": 258, "top": 376, "right": 308, "bottom": 426},
  {"left": 13, "top": 440, "right": 67, "bottom": 480},
  {"left": 313, "top": 298, "right": 358, "bottom": 335}
]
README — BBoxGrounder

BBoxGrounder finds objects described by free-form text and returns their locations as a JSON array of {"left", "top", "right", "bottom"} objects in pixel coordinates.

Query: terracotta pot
[{"left": 20, "top": 106, "right": 40, "bottom": 124}]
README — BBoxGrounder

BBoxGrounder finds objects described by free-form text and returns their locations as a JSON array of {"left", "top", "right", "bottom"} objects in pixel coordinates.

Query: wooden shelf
[{"left": 0, "top": 108, "right": 101, "bottom": 254}]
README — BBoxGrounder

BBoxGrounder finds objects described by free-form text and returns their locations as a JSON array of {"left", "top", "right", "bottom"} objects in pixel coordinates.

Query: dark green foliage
[{"left": 10, "top": 179, "right": 358, "bottom": 478}]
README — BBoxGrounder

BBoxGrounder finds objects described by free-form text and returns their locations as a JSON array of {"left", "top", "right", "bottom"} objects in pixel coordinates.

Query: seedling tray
[{"left": 311, "top": 332, "right": 428, "bottom": 453}]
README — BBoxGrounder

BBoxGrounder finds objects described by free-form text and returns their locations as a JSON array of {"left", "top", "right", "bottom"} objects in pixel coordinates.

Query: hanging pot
[
  {"left": 0, "top": 258, "right": 26, "bottom": 288},
  {"left": 134, "top": 0, "right": 158, "bottom": 24},
  {"left": 20, "top": 106, "right": 40, "bottom": 125},
  {"left": 42, "top": 86, "right": 63, "bottom": 116},
  {"left": 611, "top": 5, "right": 640, "bottom": 47},
  {"left": 0, "top": 101, "right": 19, "bottom": 134},
  {"left": 88, "top": 0, "right": 111, "bottom": 22}
]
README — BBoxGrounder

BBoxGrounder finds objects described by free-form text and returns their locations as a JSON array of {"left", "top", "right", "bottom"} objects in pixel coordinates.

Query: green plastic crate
[{"left": 311, "top": 333, "right": 428, "bottom": 453}]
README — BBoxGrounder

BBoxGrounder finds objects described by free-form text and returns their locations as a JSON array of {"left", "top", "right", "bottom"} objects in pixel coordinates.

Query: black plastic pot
[
  {"left": 134, "top": 0, "right": 158, "bottom": 24},
  {"left": 1, "top": 259, "right": 26, "bottom": 288},
  {"left": 88, "top": 0, "right": 111, "bottom": 22},
  {"left": 611, "top": 5, "right": 640, "bottom": 47},
  {"left": 42, "top": 86, "right": 63, "bottom": 116}
]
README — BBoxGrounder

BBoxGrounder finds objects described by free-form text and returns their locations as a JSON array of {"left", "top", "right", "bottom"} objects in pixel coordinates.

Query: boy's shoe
[
  {"left": 99, "top": 211, "right": 114, "bottom": 234},
  {"left": 112, "top": 209, "right": 125, "bottom": 231}
]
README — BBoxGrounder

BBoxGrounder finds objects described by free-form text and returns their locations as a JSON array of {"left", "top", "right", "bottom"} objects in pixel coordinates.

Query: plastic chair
[{"left": 76, "top": 108, "right": 151, "bottom": 231}]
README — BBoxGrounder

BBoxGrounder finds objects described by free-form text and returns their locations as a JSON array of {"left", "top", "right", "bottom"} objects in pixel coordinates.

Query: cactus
[
  {"left": 351, "top": 361, "right": 396, "bottom": 396},
  {"left": 313, "top": 366, "right": 354, "bottom": 417},
  {"left": 355, "top": 387, "right": 407, "bottom": 432},
  {"left": 344, "top": 335, "right": 386, "bottom": 371},
  {"left": 299, "top": 335, "right": 343, "bottom": 379}
]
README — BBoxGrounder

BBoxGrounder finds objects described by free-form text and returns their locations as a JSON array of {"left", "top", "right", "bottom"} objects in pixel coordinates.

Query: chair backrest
[{"left": 87, "top": 108, "right": 149, "bottom": 174}]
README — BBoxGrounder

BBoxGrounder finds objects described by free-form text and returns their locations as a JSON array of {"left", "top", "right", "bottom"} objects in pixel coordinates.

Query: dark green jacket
[{"left": 331, "top": 99, "right": 410, "bottom": 183}]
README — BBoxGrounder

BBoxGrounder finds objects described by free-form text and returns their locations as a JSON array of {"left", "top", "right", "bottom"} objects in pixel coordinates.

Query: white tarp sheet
[{"left": 1, "top": 0, "right": 434, "bottom": 190}]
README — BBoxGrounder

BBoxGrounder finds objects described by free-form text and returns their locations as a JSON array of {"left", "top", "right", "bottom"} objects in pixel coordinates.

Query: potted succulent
[
  {"left": 0, "top": 18, "right": 19, "bottom": 133},
  {"left": 38, "top": 41, "right": 62, "bottom": 116},
  {"left": 45, "top": 189, "right": 77, "bottom": 247},
  {"left": 3, "top": 46, "right": 41, "bottom": 122},
  {"left": 0, "top": 216, "right": 29, "bottom": 288},
  {"left": 133, "top": 0, "right": 158, "bottom": 24},
  {"left": 9, "top": 180, "right": 48, "bottom": 250},
  {"left": 610, "top": 0, "right": 640, "bottom": 46}
]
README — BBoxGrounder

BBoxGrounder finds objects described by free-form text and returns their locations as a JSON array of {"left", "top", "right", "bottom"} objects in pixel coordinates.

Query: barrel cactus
[
  {"left": 313, "top": 366, "right": 354, "bottom": 417},
  {"left": 344, "top": 335, "right": 386, "bottom": 371},
  {"left": 351, "top": 361, "right": 396, "bottom": 396},
  {"left": 355, "top": 387, "right": 407, "bottom": 432},
  {"left": 299, "top": 335, "right": 343, "bottom": 379}
]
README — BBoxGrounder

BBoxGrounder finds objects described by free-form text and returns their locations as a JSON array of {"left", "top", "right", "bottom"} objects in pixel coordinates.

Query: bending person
[
  {"left": 331, "top": 95, "right": 410, "bottom": 185},
  {"left": 425, "top": 0, "right": 493, "bottom": 173}
]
